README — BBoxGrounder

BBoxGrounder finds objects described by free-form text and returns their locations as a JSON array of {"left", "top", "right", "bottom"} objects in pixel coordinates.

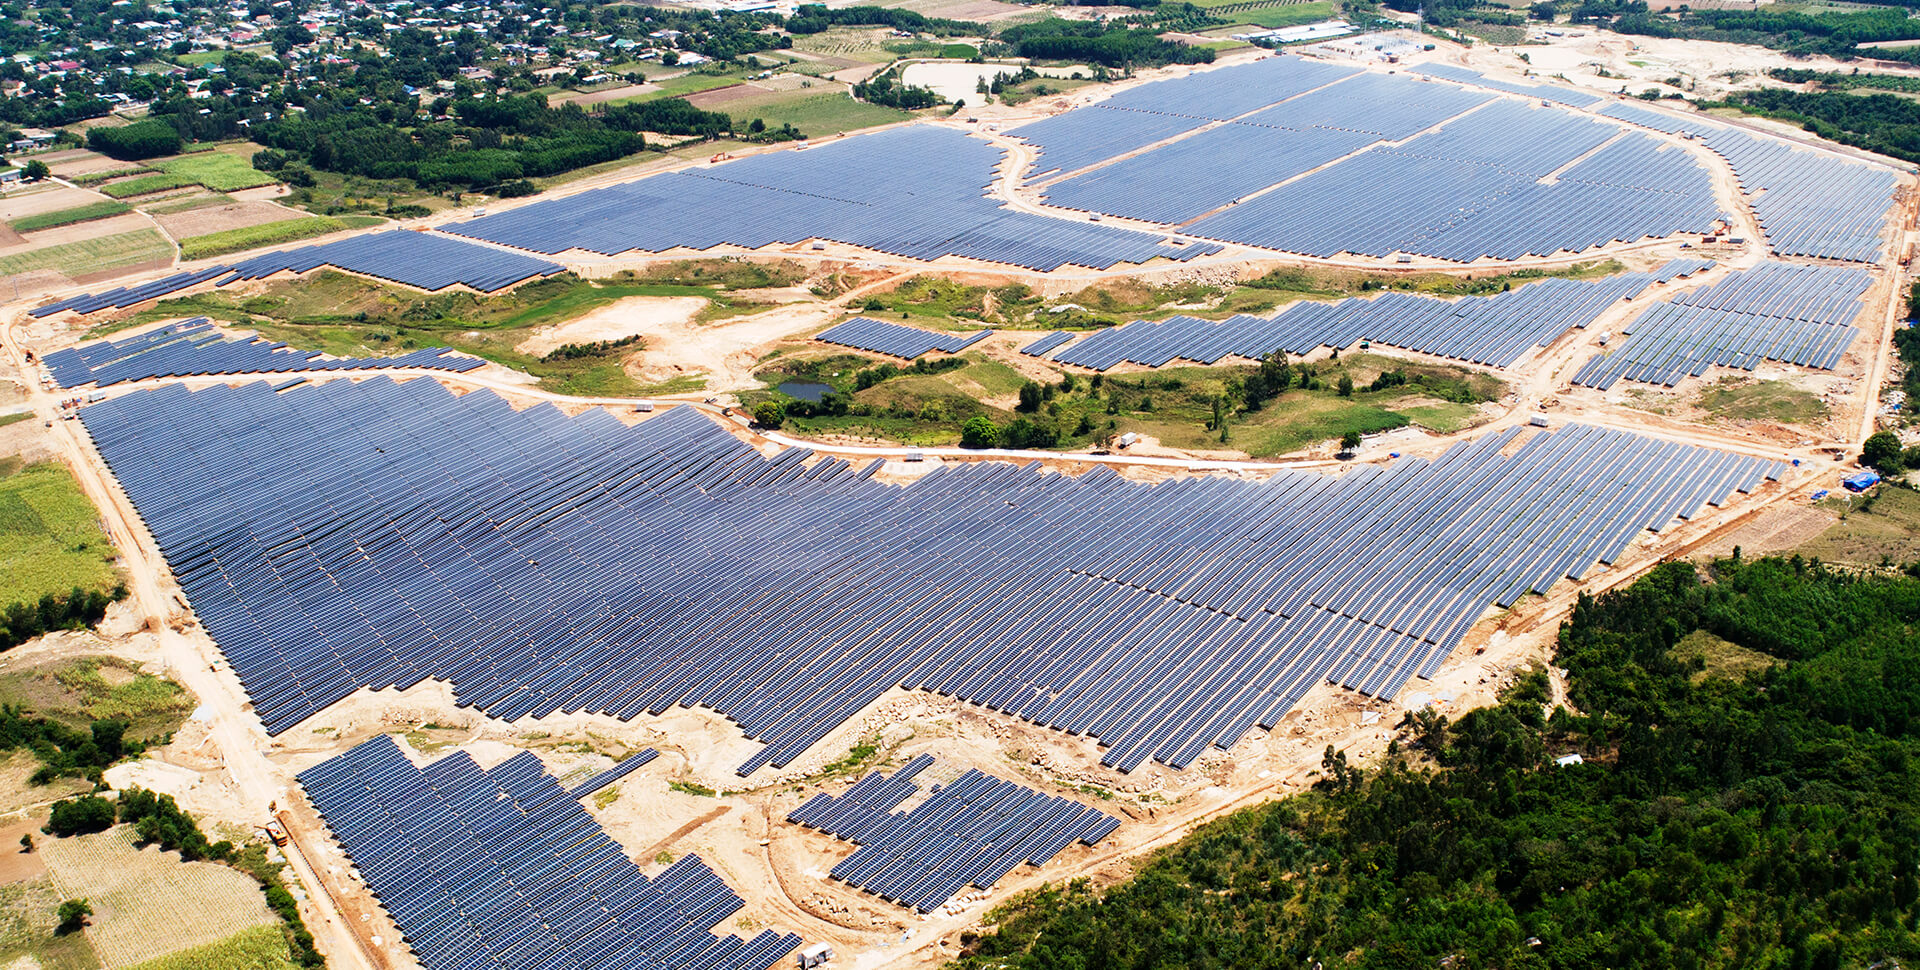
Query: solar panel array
[
  {"left": 815, "top": 318, "right": 992, "bottom": 359},
  {"left": 1179, "top": 98, "right": 1723, "bottom": 261},
  {"left": 41, "top": 319, "right": 482, "bottom": 388},
  {"left": 28, "top": 232, "right": 564, "bottom": 319},
  {"left": 298, "top": 735, "right": 799, "bottom": 970},
  {"left": 1597, "top": 102, "right": 1897, "bottom": 264},
  {"left": 1572, "top": 260, "right": 1870, "bottom": 389},
  {"left": 1047, "top": 272, "right": 1655, "bottom": 370},
  {"left": 1019, "top": 331, "right": 1075, "bottom": 357},
  {"left": 1653, "top": 258, "right": 1714, "bottom": 283},
  {"left": 1411, "top": 62, "right": 1605, "bottom": 108},
  {"left": 446, "top": 127, "right": 1216, "bottom": 273},
  {"left": 85, "top": 378, "right": 1783, "bottom": 776},
  {"left": 1011, "top": 55, "right": 1361, "bottom": 178},
  {"left": 788, "top": 756, "right": 1120, "bottom": 912},
  {"left": 570, "top": 748, "right": 659, "bottom": 799}
]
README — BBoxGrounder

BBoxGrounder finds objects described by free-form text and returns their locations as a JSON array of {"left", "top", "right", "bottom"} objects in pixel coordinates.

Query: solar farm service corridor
[{"left": 86, "top": 378, "right": 1781, "bottom": 775}]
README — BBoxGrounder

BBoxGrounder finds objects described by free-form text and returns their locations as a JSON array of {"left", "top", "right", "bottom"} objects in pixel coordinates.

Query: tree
[
  {"left": 1337, "top": 374, "right": 1354, "bottom": 397},
  {"left": 960, "top": 416, "right": 998, "bottom": 449},
  {"left": 1242, "top": 351, "right": 1291, "bottom": 410},
  {"left": 18, "top": 834, "right": 29, "bottom": 853},
  {"left": 1862, "top": 430, "right": 1905, "bottom": 473},
  {"left": 1340, "top": 430, "right": 1362, "bottom": 453},
  {"left": 251, "top": 148, "right": 288, "bottom": 172},
  {"left": 1017, "top": 381, "right": 1043, "bottom": 413},
  {"left": 54, "top": 899, "right": 89, "bottom": 936},
  {"left": 45, "top": 796, "right": 115, "bottom": 837},
  {"left": 21, "top": 160, "right": 48, "bottom": 181},
  {"left": 752, "top": 400, "right": 784, "bottom": 429}
]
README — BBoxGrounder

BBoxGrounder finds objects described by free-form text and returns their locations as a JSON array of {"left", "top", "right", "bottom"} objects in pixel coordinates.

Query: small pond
[{"left": 777, "top": 381, "right": 834, "bottom": 403}]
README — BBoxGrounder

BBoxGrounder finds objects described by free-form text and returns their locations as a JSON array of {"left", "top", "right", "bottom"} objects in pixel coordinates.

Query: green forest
[{"left": 957, "top": 554, "right": 1920, "bottom": 969}]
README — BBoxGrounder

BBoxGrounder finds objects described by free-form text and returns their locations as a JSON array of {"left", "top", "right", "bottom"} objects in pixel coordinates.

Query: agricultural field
[
  {"left": 41, "top": 827, "right": 278, "bottom": 969},
  {"left": 0, "top": 229, "right": 172, "bottom": 280},
  {"left": 0, "top": 460, "right": 121, "bottom": 609},
  {"left": 120, "top": 925, "right": 296, "bottom": 970},
  {"left": 0, "top": 876, "right": 97, "bottom": 970},
  {"left": 685, "top": 85, "right": 915, "bottom": 135},
  {"left": 150, "top": 150, "right": 278, "bottom": 192},
  {"left": 98, "top": 175, "right": 197, "bottom": 200},
  {"left": 175, "top": 214, "right": 345, "bottom": 260},
  {"left": 1208, "top": 1, "right": 1342, "bottom": 29},
  {"left": 8, "top": 202, "right": 132, "bottom": 233}
]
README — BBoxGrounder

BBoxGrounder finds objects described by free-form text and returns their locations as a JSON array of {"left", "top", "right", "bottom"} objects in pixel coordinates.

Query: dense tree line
[
  {"left": 853, "top": 69, "right": 949, "bottom": 110},
  {"left": 1720, "top": 87, "right": 1920, "bottom": 163},
  {"left": 1609, "top": 4, "right": 1920, "bottom": 58},
  {"left": 84, "top": 120, "right": 182, "bottom": 160},
  {"left": 785, "top": 4, "right": 972, "bottom": 36},
  {"left": 997, "top": 17, "right": 1216, "bottom": 69},
  {"left": 1, "top": 584, "right": 128, "bottom": 652},
  {"left": 959, "top": 555, "right": 1920, "bottom": 969}
]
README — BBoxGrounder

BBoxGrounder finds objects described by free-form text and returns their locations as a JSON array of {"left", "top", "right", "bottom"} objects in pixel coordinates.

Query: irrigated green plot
[
  {"left": 10, "top": 201, "right": 133, "bottom": 232},
  {"left": 0, "top": 461, "right": 120, "bottom": 609},
  {"left": 176, "top": 215, "right": 344, "bottom": 260},
  {"left": 0, "top": 229, "right": 172, "bottom": 278},
  {"left": 152, "top": 151, "right": 278, "bottom": 192},
  {"left": 705, "top": 89, "right": 913, "bottom": 136},
  {"left": 99, "top": 175, "right": 197, "bottom": 199}
]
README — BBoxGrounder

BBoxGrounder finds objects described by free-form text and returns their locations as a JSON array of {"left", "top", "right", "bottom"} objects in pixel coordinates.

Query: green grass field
[
  {"left": 0, "top": 655, "right": 192, "bottom": 738},
  {"left": 1694, "top": 377, "right": 1827, "bottom": 425},
  {"left": 153, "top": 151, "right": 278, "bottom": 191},
  {"left": 1794, "top": 486, "right": 1920, "bottom": 567},
  {"left": 0, "top": 461, "right": 119, "bottom": 610},
  {"left": 605, "top": 72, "right": 751, "bottom": 106},
  {"left": 99, "top": 174, "right": 197, "bottom": 198},
  {"left": 140, "top": 194, "right": 237, "bottom": 215},
  {"left": 0, "top": 229, "right": 172, "bottom": 278},
  {"left": 10, "top": 201, "right": 132, "bottom": 232},
  {"left": 1216, "top": 1, "right": 1339, "bottom": 28},
  {"left": 67, "top": 167, "right": 151, "bottom": 187},
  {"left": 707, "top": 88, "right": 912, "bottom": 136},
  {"left": 173, "top": 50, "right": 227, "bottom": 66},
  {"left": 177, "top": 215, "right": 344, "bottom": 260}
]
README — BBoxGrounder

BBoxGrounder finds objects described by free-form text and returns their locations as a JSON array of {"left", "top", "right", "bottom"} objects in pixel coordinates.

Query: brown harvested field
[
  {"left": 151, "top": 200, "right": 305, "bottom": 239},
  {"left": 555, "top": 83, "right": 655, "bottom": 106},
  {"left": 45, "top": 152, "right": 142, "bottom": 178},
  {"left": 41, "top": 825, "right": 278, "bottom": 968},
  {"left": 0, "top": 820, "right": 48, "bottom": 886},
  {"left": 10, "top": 213, "right": 156, "bottom": 249},
  {"left": 684, "top": 83, "right": 776, "bottom": 109},
  {"left": 0, "top": 224, "right": 24, "bottom": 247},
  {"left": 0, "top": 185, "right": 113, "bottom": 223},
  {"left": 893, "top": 0, "right": 1032, "bottom": 20}
]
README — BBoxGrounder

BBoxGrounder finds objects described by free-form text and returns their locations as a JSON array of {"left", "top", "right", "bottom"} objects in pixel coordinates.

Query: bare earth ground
[
  {"left": 149, "top": 200, "right": 305, "bottom": 240},
  {"left": 513, "top": 295, "right": 710, "bottom": 357},
  {"left": 0, "top": 188, "right": 114, "bottom": 227}
]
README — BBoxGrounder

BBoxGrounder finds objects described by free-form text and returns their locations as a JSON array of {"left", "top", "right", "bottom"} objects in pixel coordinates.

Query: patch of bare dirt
[
  {"left": 150, "top": 200, "right": 304, "bottom": 240},
  {"left": 513, "top": 296, "right": 710, "bottom": 358}
]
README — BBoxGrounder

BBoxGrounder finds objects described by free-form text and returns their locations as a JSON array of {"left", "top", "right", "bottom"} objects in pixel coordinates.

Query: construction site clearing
[{"left": 0, "top": 31, "right": 1914, "bottom": 970}]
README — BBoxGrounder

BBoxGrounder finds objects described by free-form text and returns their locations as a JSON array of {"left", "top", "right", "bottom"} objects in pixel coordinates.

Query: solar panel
[
  {"left": 298, "top": 735, "right": 798, "bottom": 970},
  {"left": 83, "top": 376, "right": 1788, "bottom": 778},
  {"left": 40, "top": 318, "right": 484, "bottom": 388},
  {"left": 789, "top": 758, "right": 1118, "bottom": 912}
]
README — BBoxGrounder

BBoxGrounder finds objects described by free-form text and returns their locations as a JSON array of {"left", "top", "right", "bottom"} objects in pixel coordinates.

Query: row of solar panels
[
  {"left": 298, "top": 735, "right": 798, "bottom": 970},
  {"left": 84, "top": 375, "right": 1784, "bottom": 776},
  {"left": 789, "top": 756, "right": 1118, "bottom": 912},
  {"left": 814, "top": 318, "right": 992, "bottom": 360},
  {"left": 446, "top": 127, "right": 1218, "bottom": 273},
  {"left": 570, "top": 748, "right": 659, "bottom": 799},
  {"left": 1040, "top": 268, "right": 1676, "bottom": 371},
  {"left": 41, "top": 318, "right": 481, "bottom": 388},
  {"left": 1596, "top": 101, "right": 1897, "bottom": 264},
  {"left": 1571, "top": 260, "right": 1869, "bottom": 389},
  {"left": 29, "top": 232, "right": 565, "bottom": 319}
]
